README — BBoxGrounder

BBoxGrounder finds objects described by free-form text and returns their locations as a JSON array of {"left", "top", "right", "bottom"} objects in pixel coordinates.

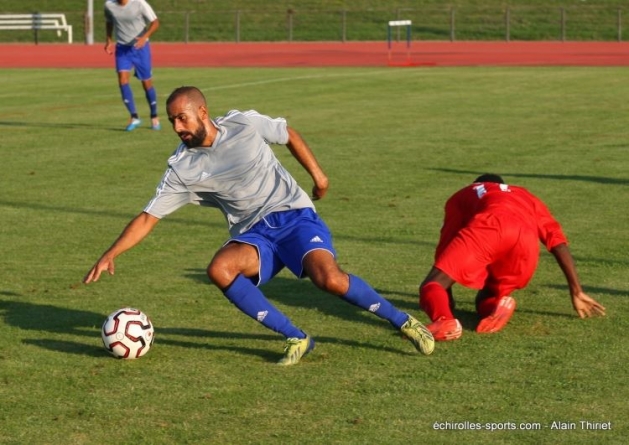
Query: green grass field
[{"left": 0, "top": 66, "right": 627, "bottom": 444}]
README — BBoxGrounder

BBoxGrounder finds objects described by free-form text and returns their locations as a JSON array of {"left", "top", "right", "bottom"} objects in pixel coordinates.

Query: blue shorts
[
  {"left": 227, "top": 208, "right": 336, "bottom": 286},
  {"left": 115, "top": 42, "right": 153, "bottom": 80}
]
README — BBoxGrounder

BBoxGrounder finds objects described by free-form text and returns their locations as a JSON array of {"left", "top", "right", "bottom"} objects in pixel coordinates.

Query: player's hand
[
  {"left": 312, "top": 176, "right": 329, "bottom": 200},
  {"left": 104, "top": 41, "right": 114, "bottom": 55},
  {"left": 571, "top": 291, "right": 606, "bottom": 318},
  {"left": 83, "top": 257, "right": 115, "bottom": 284},
  {"left": 312, "top": 185, "right": 327, "bottom": 200},
  {"left": 134, "top": 37, "right": 148, "bottom": 49}
]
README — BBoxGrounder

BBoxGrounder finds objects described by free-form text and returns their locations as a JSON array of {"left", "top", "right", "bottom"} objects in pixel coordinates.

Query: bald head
[{"left": 166, "top": 86, "right": 207, "bottom": 109}]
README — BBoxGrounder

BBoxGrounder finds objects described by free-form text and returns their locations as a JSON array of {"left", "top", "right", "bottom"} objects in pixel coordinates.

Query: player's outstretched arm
[
  {"left": 83, "top": 212, "right": 160, "bottom": 284},
  {"left": 285, "top": 127, "right": 329, "bottom": 200},
  {"left": 550, "top": 243, "right": 606, "bottom": 318}
]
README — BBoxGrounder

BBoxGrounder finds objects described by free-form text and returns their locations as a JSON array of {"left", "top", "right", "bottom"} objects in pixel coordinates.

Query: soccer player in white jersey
[
  {"left": 104, "top": 0, "right": 161, "bottom": 131},
  {"left": 84, "top": 86, "right": 435, "bottom": 365}
]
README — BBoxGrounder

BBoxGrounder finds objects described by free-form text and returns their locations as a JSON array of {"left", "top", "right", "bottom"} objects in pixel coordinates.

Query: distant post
[
  {"left": 505, "top": 7, "right": 510, "bottom": 42},
  {"left": 86, "top": 0, "right": 94, "bottom": 45},
  {"left": 450, "top": 8, "right": 456, "bottom": 42},
  {"left": 33, "top": 12, "right": 40, "bottom": 45}
]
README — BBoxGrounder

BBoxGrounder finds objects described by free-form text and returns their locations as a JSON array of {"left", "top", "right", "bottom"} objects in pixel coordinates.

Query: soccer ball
[{"left": 101, "top": 307, "right": 155, "bottom": 359}]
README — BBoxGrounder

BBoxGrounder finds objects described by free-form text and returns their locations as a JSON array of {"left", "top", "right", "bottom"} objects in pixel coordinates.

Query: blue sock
[
  {"left": 145, "top": 86, "right": 158, "bottom": 118},
  {"left": 223, "top": 274, "right": 305, "bottom": 339},
  {"left": 120, "top": 83, "right": 137, "bottom": 116},
  {"left": 343, "top": 275, "right": 408, "bottom": 328}
]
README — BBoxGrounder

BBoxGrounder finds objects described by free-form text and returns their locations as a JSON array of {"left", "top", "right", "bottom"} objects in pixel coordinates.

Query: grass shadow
[
  {"left": 0, "top": 120, "right": 130, "bottom": 132},
  {"left": 0, "top": 199, "right": 225, "bottom": 230},
  {"left": 22, "top": 339, "right": 107, "bottom": 357},
  {"left": 0, "top": 299, "right": 271, "bottom": 359},
  {"left": 429, "top": 167, "right": 629, "bottom": 186},
  {"left": 182, "top": 268, "right": 423, "bottom": 325},
  {"left": 159, "top": 327, "right": 413, "bottom": 361},
  {"left": 0, "top": 299, "right": 104, "bottom": 336},
  {"left": 0, "top": 297, "right": 416, "bottom": 361},
  {"left": 545, "top": 283, "right": 627, "bottom": 297}
]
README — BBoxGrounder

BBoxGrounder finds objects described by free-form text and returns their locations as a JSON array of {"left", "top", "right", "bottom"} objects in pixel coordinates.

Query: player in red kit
[{"left": 418, "top": 174, "right": 605, "bottom": 341}]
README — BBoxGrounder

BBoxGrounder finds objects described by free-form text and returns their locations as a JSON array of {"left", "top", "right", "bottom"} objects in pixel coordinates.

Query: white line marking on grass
[{"left": 200, "top": 69, "right": 425, "bottom": 92}]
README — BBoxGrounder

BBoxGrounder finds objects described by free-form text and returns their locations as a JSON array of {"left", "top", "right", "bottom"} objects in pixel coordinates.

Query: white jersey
[
  {"left": 144, "top": 110, "right": 315, "bottom": 236},
  {"left": 104, "top": 0, "right": 158, "bottom": 45}
]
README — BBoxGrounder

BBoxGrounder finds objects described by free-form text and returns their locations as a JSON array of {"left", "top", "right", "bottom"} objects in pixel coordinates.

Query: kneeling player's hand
[{"left": 572, "top": 291, "right": 606, "bottom": 318}]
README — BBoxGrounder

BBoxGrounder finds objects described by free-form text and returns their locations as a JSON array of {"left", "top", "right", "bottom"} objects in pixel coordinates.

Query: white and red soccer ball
[{"left": 101, "top": 307, "right": 154, "bottom": 359}]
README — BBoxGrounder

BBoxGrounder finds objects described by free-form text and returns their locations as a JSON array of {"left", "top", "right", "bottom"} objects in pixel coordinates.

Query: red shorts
[{"left": 435, "top": 211, "right": 540, "bottom": 297}]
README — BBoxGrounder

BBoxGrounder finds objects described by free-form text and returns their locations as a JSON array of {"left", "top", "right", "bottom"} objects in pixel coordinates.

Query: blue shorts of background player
[
  {"left": 115, "top": 42, "right": 153, "bottom": 80},
  {"left": 228, "top": 208, "right": 337, "bottom": 286},
  {"left": 114, "top": 41, "right": 160, "bottom": 131}
]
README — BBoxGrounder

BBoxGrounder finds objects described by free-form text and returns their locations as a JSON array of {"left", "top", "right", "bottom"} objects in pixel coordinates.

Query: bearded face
[{"left": 178, "top": 117, "right": 207, "bottom": 148}]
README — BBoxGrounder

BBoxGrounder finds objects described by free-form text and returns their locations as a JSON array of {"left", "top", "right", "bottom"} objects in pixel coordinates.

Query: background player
[
  {"left": 418, "top": 173, "right": 605, "bottom": 341},
  {"left": 104, "top": 0, "right": 161, "bottom": 131},
  {"left": 84, "top": 86, "right": 435, "bottom": 365}
]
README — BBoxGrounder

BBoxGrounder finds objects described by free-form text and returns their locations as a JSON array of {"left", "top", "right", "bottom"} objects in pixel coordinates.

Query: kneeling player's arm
[
  {"left": 550, "top": 243, "right": 606, "bottom": 318},
  {"left": 550, "top": 243, "right": 582, "bottom": 296}
]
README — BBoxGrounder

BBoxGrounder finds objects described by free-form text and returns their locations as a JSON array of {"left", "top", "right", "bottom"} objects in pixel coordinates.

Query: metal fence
[{"left": 1, "top": 6, "right": 626, "bottom": 44}]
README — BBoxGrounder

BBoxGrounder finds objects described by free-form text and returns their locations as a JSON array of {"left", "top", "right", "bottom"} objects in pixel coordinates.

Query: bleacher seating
[{"left": 0, "top": 13, "right": 73, "bottom": 43}]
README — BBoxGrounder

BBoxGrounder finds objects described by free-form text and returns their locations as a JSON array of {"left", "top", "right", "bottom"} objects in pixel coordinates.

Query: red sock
[
  {"left": 420, "top": 282, "right": 454, "bottom": 322},
  {"left": 477, "top": 296, "right": 499, "bottom": 318}
]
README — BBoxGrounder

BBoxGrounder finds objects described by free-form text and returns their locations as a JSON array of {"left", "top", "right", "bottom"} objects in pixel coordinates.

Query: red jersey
[{"left": 436, "top": 182, "right": 567, "bottom": 259}]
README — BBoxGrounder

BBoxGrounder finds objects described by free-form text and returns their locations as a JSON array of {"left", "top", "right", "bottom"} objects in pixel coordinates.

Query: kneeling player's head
[{"left": 474, "top": 173, "right": 504, "bottom": 184}]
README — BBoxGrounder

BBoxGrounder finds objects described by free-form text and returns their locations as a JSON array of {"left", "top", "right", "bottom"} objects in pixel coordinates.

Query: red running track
[{"left": 1, "top": 41, "right": 628, "bottom": 68}]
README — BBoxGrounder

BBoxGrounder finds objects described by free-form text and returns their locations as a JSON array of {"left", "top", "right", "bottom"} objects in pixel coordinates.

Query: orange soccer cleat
[
  {"left": 476, "top": 296, "right": 516, "bottom": 334},
  {"left": 427, "top": 316, "right": 462, "bottom": 341}
]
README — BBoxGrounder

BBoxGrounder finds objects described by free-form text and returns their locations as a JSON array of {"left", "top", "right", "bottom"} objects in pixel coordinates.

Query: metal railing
[
  {"left": 0, "top": 6, "right": 626, "bottom": 44},
  {"left": 169, "top": 7, "right": 627, "bottom": 43}
]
